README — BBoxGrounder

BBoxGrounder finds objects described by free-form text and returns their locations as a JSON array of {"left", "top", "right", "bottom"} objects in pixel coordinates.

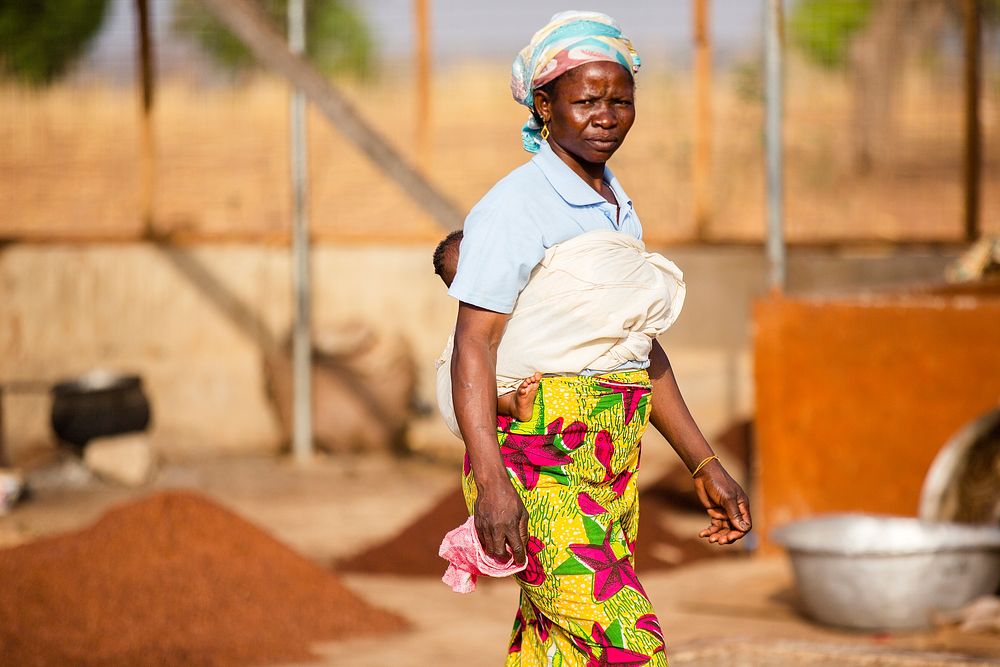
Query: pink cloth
[{"left": 439, "top": 516, "right": 527, "bottom": 593}]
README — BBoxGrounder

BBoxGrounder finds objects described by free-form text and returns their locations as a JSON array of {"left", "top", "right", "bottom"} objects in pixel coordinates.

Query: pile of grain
[
  {"left": 339, "top": 485, "right": 729, "bottom": 577},
  {"left": 338, "top": 486, "right": 470, "bottom": 576},
  {"left": 0, "top": 491, "right": 406, "bottom": 666}
]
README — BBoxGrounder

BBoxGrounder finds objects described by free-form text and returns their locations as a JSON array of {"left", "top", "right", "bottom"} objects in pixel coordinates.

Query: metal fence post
[
  {"left": 764, "top": 0, "right": 786, "bottom": 292},
  {"left": 289, "top": 0, "right": 312, "bottom": 464}
]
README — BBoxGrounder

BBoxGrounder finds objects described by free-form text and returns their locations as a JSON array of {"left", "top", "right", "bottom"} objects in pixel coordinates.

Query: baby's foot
[{"left": 513, "top": 372, "right": 542, "bottom": 422}]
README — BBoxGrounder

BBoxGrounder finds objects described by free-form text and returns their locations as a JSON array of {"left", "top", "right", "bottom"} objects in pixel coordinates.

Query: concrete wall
[
  {"left": 753, "top": 287, "right": 1000, "bottom": 550},
  {"left": 0, "top": 241, "right": 956, "bottom": 472}
]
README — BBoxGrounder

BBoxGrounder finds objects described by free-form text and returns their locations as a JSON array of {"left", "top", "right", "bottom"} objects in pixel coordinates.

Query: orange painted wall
[{"left": 753, "top": 287, "right": 1000, "bottom": 550}]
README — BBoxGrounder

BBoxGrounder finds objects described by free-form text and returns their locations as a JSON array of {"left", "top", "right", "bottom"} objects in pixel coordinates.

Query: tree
[
  {"left": 174, "top": 0, "right": 373, "bottom": 78},
  {"left": 788, "top": 0, "right": 874, "bottom": 70},
  {"left": 790, "top": 0, "right": 999, "bottom": 173},
  {"left": 0, "top": 0, "right": 111, "bottom": 85}
]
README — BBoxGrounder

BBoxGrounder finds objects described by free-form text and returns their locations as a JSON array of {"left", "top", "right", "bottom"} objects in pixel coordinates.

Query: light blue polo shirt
[{"left": 448, "top": 141, "right": 643, "bottom": 314}]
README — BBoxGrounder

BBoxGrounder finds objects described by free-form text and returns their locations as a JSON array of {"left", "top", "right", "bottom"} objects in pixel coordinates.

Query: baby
[{"left": 433, "top": 230, "right": 541, "bottom": 422}]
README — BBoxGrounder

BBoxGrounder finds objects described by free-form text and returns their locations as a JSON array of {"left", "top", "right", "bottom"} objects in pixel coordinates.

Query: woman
[{"left": 448, "top": 12, "right": 751, "bottom": 665}]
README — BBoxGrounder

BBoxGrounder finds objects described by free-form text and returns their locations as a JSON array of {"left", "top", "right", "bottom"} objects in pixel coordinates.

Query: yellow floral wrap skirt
[{"left": 462, "top": 370, "right": 668, "bottom": 666}]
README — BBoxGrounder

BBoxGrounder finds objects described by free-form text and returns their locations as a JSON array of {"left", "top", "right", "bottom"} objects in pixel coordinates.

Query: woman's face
[{"left": 534, "top": 61, "right": 636, "bottom": 167}]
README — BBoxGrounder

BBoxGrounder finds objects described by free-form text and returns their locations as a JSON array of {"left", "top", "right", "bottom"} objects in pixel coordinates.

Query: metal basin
[
  {"left": 920, "top": 407, "right": 1000, "bottom": 523},
  {"left": 772, "top": 514, "right": 1000, "bottom": 630}
]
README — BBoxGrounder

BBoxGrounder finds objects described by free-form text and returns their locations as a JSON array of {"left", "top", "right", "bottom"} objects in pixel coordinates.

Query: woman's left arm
[{"left": 647, "top": 339, "right": 752, "bottom": 545}]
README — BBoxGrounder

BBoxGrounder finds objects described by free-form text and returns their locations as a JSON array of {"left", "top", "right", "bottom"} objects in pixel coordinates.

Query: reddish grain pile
[
  {"left": 339, "top": 484, "right": 730, "bottom": 577},
  {"left": 338, "top": 486, "right": 469, "bottom": 576},
  {"left": 0, "top": 491, "right": 406, "bottom": 666}
]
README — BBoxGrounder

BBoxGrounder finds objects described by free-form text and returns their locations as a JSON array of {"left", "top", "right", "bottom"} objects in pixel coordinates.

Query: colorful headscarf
[{"left": 511, "top": 11, "right": 641, "bottom": 153}]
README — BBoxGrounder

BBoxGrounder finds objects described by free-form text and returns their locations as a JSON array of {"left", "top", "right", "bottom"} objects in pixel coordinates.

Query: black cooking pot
[{"left": 50, "top": 371, "right": 151, "bottom": 452}]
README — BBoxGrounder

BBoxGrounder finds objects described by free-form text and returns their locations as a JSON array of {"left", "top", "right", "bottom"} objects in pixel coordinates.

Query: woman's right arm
[{"left": 452, "top": 301, "right": 529, "bottom": 565}]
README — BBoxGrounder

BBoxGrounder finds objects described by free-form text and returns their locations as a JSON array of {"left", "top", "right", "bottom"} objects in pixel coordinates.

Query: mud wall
[{"left": 753, "top": 289, "right": 1000, "bottom": 549}]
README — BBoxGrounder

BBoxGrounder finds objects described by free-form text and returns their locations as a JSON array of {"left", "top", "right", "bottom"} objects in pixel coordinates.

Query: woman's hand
[
  {"left": 474, "top": 476, "right": 530, "bottom": 564},
  {"left": 693, "top": 460, "right": 752, "bottom": 545},
  {"left": 646, "top": 340, "right": 752, "bottom": 545}
]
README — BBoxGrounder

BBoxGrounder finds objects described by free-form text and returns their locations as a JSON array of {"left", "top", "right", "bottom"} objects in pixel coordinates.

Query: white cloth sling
[{"left": 436, "top": 230, "right": 686, "bottom": 439}]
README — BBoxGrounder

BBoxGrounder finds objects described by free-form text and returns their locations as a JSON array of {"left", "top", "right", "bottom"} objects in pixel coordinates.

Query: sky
[{"left": 81, "top": 0, "right": 767, "bottom": 79}]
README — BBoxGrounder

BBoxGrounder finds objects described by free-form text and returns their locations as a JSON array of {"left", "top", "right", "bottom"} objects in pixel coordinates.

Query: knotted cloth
[
  {"left": 436, "top": 231, "right": 686, "bottom": 440},
  {"left": 510, "top": 11, "right": 641, "bottom": 153},
  {"left": 439, "top": 516, "right": 527, "bottom": 593}
]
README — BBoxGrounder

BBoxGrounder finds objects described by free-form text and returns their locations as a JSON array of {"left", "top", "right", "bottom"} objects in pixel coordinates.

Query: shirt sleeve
[{"left": 447, "top": 197, "right": 546, "bottom": 314}]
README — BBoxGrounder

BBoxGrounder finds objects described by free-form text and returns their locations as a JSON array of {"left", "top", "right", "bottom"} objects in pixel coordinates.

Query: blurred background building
[
  {"left": 1, "top": 0, "right": 998, "bottom": 505},
  {"left": 2, "top": 3, "right": 1000, "bottom": 664}
]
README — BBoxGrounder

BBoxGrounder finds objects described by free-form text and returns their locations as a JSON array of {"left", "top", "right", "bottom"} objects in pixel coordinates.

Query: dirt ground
[{"left": 3, "top": 454, "right": 999, "bottom": 666}]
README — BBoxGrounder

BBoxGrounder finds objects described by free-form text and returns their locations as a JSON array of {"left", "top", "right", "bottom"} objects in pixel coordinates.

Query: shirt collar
[
  {"left": 604, "top": 165, "right": 633, "bottom": 211},
  {"left": 532, "top": 141, "right": 632, "bottom": 209}
]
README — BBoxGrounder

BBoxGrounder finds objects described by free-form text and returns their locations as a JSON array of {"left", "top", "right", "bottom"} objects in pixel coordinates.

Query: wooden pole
[
  {"left": 693, "top": 0, "right": 713, "bottom": 239},
  {"left": 196, "top": 0, "right": 464, "bottom": 230},
  {"left": 134, "top": 0, "right": 155, "bottom": 235},
  {"left": 962, "top": 0, "right": 981, "bottom": 243},
  {"left": 414, "top": 0, "right": 432, "bottom": 171}
]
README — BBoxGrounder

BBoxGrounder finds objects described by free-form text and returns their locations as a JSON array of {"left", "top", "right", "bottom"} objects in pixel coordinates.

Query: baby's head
[{"left": 433, "top": 229, "right": 463, "bottom": 288}]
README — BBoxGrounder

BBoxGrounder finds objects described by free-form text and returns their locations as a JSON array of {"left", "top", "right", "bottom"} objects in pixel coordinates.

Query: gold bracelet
[{"left": 691, "top": 454, "right": 719, "bottom": 477}]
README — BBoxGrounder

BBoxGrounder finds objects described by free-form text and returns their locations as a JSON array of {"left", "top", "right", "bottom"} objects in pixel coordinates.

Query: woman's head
[
  {"left": 511, "top": 11, "right": 640, "bottom": 155},
  {"left": 532, "top": 61, "right": 635, "bottom": 166}
]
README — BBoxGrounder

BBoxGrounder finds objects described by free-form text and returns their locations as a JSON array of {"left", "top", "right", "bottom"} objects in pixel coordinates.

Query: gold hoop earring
[{"left": 540, "top": 124, "right": 550, "bottom": 141}]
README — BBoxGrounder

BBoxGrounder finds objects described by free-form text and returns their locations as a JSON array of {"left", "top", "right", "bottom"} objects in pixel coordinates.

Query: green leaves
[
  {"left": 174, "top": 0, "right": 373, "bottom": 78},
  {"left": 788, "top": 0, "right": 873, "bottom": 70},
  {"left": 0, "top": 0, "right": 111, "bottom": 85}
]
